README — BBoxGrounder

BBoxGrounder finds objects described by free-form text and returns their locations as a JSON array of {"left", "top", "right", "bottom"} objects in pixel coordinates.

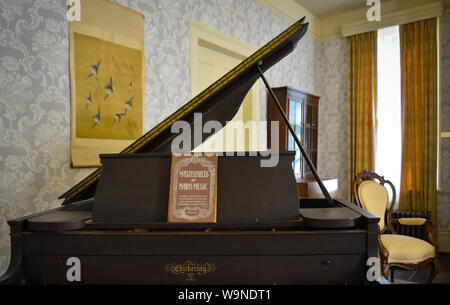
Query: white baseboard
[{"left": 437, "top": 230, "right": 450, "bottom": 253}]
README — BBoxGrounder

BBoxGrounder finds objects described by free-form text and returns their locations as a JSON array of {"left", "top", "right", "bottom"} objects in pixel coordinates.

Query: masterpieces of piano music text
[
  {"left": 168, "top": 154, "right": 218, "bottom": 223},
  {"left": 0, "top": 16, "right": 380, "bottom": 285}
]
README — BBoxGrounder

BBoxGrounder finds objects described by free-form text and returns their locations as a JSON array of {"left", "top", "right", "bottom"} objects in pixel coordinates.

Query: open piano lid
[{"left": 60, "top": 18, "right": 309, "bottom": 205}]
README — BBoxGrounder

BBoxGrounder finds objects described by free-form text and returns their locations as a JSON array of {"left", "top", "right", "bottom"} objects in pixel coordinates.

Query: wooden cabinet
[
  {"left": 267, "top": 86, "right": 319, "bottom": 179},
  {"left": 267, "top": 87, "right": 338, "bottom": 198}
]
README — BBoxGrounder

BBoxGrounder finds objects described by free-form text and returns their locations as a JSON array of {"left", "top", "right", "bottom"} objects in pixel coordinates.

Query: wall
[
  {"left": 0, "top": 0, "right": 350, "bottom": 276},
  {"left": 437, "top": 7, "right": 450, "bottom": 232},
  {"left": 316, "top": 7, "right": 450, "bottom": 233},
  {"left": 315, "top": 38, "right": 348, "bottom": 198},
  {"left": 1, "top": 0, "right": 446, "bottom": 277},
  {"left": 255, "top": 0, "right": 444, "bottom": 40}
]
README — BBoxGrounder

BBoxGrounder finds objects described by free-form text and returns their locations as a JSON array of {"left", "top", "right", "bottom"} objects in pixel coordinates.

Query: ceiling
[{"left": 294, "top": 0, "right": 394, "bottom": 18}]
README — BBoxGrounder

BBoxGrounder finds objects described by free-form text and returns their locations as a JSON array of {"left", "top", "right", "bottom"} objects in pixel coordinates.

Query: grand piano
[{"left": 0, "top": 18, "right": 379, "bottom": 285}]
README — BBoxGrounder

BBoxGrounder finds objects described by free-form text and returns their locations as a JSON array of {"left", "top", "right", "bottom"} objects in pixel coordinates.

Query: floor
[{"left": 391, "top": 252, "right": 449, "bottom": 284}]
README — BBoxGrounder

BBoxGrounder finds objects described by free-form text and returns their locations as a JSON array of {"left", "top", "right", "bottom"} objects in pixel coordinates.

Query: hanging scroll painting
[{"left": 69, "top": 0, "right": 145, "bottom": 167}]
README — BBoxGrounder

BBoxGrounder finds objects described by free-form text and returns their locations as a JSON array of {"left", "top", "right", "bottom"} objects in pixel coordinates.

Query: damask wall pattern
[
  {"left": 1, "top": 0, "right": 447, "bottom": 276},
  {"left": 438, "top": 7, "right": 450, "bottom": 231},
  {"left": 0, "top": 0, "right": 328, "bottom": 275},
  {"left": 315, "top": 37, "right": 348, "bottom": 199}
]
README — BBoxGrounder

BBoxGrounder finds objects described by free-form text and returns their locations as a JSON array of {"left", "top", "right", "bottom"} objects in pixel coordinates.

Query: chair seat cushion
[
  {"left": 397, "top": 217, "right": 426, "bottom": 226},
  {"left": 380, "top": 234, "right": 435, "bottom": 264}
]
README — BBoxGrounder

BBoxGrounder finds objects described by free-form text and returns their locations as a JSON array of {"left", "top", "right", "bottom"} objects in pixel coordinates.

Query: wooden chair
[{"left": 353, "top": 170, "right": 439, "bottom": 283}]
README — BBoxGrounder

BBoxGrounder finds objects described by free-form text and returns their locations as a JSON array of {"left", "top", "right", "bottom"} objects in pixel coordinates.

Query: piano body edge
[
  {"left": 0, "top": 198, "right": 379, "bottom": 285},
  {"left": 0, "top": 18, "right": 381, "bottom": 285}
]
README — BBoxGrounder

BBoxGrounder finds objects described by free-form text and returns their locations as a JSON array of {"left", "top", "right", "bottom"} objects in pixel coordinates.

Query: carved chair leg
[
  {"left": 428, "top": 259, "right": 439, "bottom": 284},
  {"left": 382, "top": 264, "right": 390, "bottom": 282}
]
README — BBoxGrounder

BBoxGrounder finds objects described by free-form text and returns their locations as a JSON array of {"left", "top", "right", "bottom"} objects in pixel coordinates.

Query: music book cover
[{"left": 168, "top": 154, "right": 218, "bottom": 223}]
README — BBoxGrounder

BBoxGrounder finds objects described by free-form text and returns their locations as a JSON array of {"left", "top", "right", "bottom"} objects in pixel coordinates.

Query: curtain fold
[
  {"left": 399, "top": 18, "right": 438, "bottom": 229},
  {"left": 347, "top": 31, "right": 378, "bottom": 201}
]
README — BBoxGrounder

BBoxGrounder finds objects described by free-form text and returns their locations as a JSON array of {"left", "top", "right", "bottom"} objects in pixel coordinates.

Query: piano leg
[{"left": 0, "top": 221, "right": 25, "bottom": 285}]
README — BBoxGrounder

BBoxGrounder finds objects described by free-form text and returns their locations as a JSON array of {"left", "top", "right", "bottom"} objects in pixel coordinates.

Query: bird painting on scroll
[{"left": 73, "top": 32, "right": 143, "bottom": 140}]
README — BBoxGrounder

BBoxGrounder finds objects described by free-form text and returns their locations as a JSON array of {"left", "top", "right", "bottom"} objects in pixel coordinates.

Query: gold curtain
[
  {"left": 347, "top": 31, "right": 378, "bottom": 201},
  {"left": 399, "top": 18, "right": 438, "bottom": 228}
]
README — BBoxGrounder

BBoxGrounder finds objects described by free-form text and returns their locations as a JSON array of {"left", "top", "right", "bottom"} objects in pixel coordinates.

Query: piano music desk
[{"left": 297, "top": 177, "right": 339, "bottom": 199}]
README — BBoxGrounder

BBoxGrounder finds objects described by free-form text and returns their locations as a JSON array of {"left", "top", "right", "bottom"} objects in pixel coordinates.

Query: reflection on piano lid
[{"left": 60, "top": 17, "right": 309, "bottom": 205}]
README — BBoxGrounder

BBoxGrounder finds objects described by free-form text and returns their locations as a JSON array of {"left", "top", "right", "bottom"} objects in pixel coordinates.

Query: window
[
  {"left": 375, "top": 26, "right": 401, "bottom": 202},
  {"left": 288, "top": 99, "right": 303, "bottom": 176}
]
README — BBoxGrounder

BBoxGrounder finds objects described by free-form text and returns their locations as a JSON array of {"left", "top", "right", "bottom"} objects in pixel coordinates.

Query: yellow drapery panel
[
  {"left": 347, "top": 31, "right": 377, "bottom": 201},
  {"left": 399, "top": 18, "right": 437, "bottom": 231}
]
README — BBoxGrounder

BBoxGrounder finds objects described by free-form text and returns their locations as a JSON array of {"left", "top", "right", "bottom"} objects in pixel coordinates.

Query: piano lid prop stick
[{"left": 256, "top": 61, "right": 334, "bottom": 205}]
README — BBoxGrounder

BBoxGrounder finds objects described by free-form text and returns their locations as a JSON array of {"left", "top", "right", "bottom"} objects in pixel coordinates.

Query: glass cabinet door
[
  {"left": 304, "top": 102, "right": 318, "bottom": 177},
  {"left": 267, "top": 87, "right": 320, "bottom": 180},
  {"left": 288, "top": 98, "right": 304, "bottom": 177}
]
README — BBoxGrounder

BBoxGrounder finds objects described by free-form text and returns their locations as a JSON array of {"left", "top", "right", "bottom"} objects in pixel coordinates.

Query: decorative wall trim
[
  {"left": 342, "top": 2, "right": 444, "bottom": 37},
  {"left": 189, "top": 19, "right": 260, "bottom": 151},
  {"left": 253, "top": 0, "right": 320, "bottom": 40},
  {"left": 253, "top": 0, "right": 445, "bottom": 40},
  {"left": 189, "top": 19, "right": 257, "bottom": 97},
  {"left": 253, "top": 0, "right": 296, "bottom": 23}
]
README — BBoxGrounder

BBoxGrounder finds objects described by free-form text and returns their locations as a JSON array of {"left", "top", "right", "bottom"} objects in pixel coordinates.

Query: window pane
[
  {"left": 289, "top": 100, "right": 295, "bottom": 122},
  {"left": 376, "top": 25, "right": 401, "bottom": 204},
  {"left": 288, "top": 133, "right": 293, "bottom": 150},
  {"left": 296, "top": 102, "right": 301, "bottom": 125}
]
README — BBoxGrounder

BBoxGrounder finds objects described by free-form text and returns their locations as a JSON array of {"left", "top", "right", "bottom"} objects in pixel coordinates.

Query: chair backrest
[{"left": 353, "top": 170, "right": 396, "bottom": 233}]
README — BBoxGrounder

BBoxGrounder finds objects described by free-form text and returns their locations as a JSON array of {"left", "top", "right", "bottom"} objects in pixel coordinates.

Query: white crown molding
[
  {"left": 341, "top": 2, "right": 444, "bottom": 37},
  {"left": 253, "top": 0, "right": 296, "bottom": 23},
  {"left": 253, "top": 0, "right": 321, "bottom": 40},
  {"left": 253, "top": 0, "right": 444, "bottom": 41}
]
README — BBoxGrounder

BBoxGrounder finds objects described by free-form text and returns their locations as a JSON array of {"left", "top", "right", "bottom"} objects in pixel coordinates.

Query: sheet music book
[{"left": 168, "top": 154, "right": 218, "bottom": 223}]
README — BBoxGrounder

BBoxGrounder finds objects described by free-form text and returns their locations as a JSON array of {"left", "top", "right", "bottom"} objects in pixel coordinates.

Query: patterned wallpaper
[
  {"left": 438, "top": 7, "right": 450, "bottom": 231},
  {"left": 315, "top": 38, "right": 348, "bottom": 199},
  {"left": 0, "top": 0, "right": 327, "bottom": 275},
  {"left": 0, "top": 0, "right": 447, "bottom": 276}
]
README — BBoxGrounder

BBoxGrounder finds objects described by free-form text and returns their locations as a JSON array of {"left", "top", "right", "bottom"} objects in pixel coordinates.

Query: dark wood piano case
[
  {"left": 0, "top": 18, "right": 380, "bottom": 285},
  {"left": 1, "top": 198, "right": 378, "bottom": 285},
  {"left": 93, "top": 153, "right": 299, "bottom": 225}
]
